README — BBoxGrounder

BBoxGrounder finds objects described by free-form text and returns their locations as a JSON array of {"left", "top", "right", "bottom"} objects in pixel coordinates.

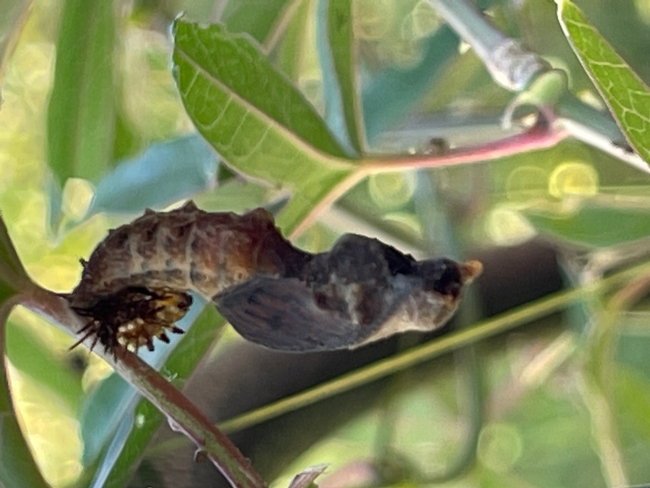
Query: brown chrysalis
[{"left": 68, "top": 201, "right": 482, "bottom": 355}]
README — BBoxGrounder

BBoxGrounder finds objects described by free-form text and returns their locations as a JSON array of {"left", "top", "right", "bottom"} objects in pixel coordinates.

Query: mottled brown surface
[
  {"left": 70, "top": 202, "right": 307, "bottom": 309},
  {"left": 68, "top": 201, "right": 481, "bottom": 354}
]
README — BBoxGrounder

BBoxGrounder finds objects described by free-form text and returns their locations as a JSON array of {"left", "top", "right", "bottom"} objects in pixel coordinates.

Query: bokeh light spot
[
  {"left": 478, "top": 423, "right": 523, "bottom": 473},
  {"left": 506, "top": 165, "right": 548, "bottom": 201},
  {"left": 486, "top": 205, "right": 536, "bottom": 246},
  {"left": 548, "top": 161, "right": 598, "bottom": 199},
  {"left": 368, "top": 173, "right": 414, "bottom": 209}
]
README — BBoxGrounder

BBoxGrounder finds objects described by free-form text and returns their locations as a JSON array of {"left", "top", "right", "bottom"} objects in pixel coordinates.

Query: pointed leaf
[
  {"left": 173, "top": 19, "right": 347, "bottom": 159},
  {"left": 557, "top": 0, "right": 650, "bottom": 166},
  {"left": 172, "top": 19, "right": 355, "bottom": 231},
  {"left": 47, "top": 0, "right": 117, "bottom": 184}
]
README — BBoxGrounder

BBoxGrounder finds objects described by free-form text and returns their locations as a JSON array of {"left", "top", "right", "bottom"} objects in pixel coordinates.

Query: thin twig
[{"left": 291, "top": 115, "right": 568, "bottom": 238}]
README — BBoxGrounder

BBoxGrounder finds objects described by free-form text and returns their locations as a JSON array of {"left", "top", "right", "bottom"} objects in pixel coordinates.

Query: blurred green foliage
[{"left": 0, "top": 0, "right": 649, "bottom": 487}]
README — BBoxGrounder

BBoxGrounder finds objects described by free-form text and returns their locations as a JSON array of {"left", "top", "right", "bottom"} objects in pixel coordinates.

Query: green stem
[{"left": 291, "top": 117, "right": 567, "bottom": 238}]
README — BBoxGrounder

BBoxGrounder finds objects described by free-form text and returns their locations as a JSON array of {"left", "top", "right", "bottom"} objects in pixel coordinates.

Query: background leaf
[
  {"left": 221, "top": 0, "right": 293, "bottom": 44},
  {"left": 274, "top": 0, "right": 312, "bottom": 82},
  {"left": 5, "top": 320, "right": 83, "bottom": 412},
  {"left": 557, "top": 0, "right": 650, "bottom": 165},
  {"left": 46, "top": 0, "right": 118, "bottom": 184},
  {"left": 524, "top": 205, "right": 650, "bottom": 248},
  {"left": 88, "top": 135, "right": 218, "bottom": 217},
  {"left": 0, "top": 217, "right": 47, "bottom": 487},
  {"left": 362, "top": 25, "right": 460, "bottom": 143},
  {"left": 172, "top": 19, "right": 355, "bottom": 231},
  {"left": 0, "top": 342, "right": 49, "bottom": 487}
]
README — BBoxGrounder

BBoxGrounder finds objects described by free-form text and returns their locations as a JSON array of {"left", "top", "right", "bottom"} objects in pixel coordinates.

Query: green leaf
[
  {"left": 317, "top": 0, "right": 363, "bottom": 154},
  {"left": 0, "top": 311, "right": 50, "bottom": 488},
  {"left": 221, "top": 0, "right": 293, "bottom": 43},
  {"left": 173, "top": 19, "right": 348, "bottom": 159},
  {"left": 0, "top": 324, "right": 49, "bottom": 488},
  {"left": 82, "top": 305, "right": 224, "bottom": 487},
  {"left": 0, "top": 214, "right": 32, "bottom": 296},
  {"left": 78, "top": 373, "right": 131, "bottom": 468},
  {"left": 47, "top": 0, "right": 117, "bottom": 184},
  {"left": 524, "top": 205, "right": 650, "bottom": 248},
  {"left": 557, "top": 0, "right": 650, "bottom": 166},
  {"left": 87, "top": 135, "right": 218, "bottom": 217},
  {"left": 6, "top": 320, "right": 83, "bottom": 413},
  {"left": 614, "top": 366, "right": 650, "bottom": 444},
  {"left": 172, "top": 19, "right": 355, "bottom": 231},
  {"left": 0, "top": 217, "right": 48, "bottom": 487}
]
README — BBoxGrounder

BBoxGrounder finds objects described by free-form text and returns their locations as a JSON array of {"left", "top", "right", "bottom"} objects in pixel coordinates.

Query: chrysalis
[{"left": 68, "top": 201, "right": 482, "bottom": 355}]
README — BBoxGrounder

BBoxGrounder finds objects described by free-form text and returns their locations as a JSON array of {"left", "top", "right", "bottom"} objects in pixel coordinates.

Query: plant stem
[
  {"left": 427, "top": 0, "right": 548, "bottom": 90},
  {"left": 21, "top": 286, "right": 267, "bottom": 488},
  {"left": 558, "top": 94, "right": 650, "bottom": 173},
  {"left": 291, "top": 115, "right": 567, "bottom": 238}
]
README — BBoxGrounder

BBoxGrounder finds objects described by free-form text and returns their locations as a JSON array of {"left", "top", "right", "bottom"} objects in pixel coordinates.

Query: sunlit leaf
[
  {"left": 6, "top": 320, "right": 83, "bottom": 413},
  {"left": 172, "top": 19, "right": 355, "bottom": 231},
  {"left": 557, "top": 0, "right": 650, "bottom": 165},
  {"left": 47, "top": 0, "right": 117, "bottom": 184},
  {"left": 0, "top": 216, "right": 47, "bottom": 487},
  {"left": 0, "top": 330, "right": 49, "bottom": 487},
  {"left": 88, "top": 135, "right": 218, "bottom": 217},
  {"left": 0, "top": 215, "right": 32, "bottom": 295}
]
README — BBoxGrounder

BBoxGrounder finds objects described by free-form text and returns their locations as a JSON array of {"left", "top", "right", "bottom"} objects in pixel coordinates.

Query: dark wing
[{"left": 213, "top": 277, "right": 372, "bottom": 352}]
